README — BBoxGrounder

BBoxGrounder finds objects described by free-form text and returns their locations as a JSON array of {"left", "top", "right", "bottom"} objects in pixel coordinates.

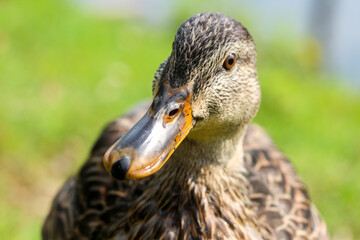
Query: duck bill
[{"left": 103, "top": 81, "right": 195, "bottom": 180}]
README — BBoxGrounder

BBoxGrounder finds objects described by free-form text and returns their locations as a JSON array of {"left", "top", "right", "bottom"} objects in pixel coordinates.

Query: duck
[{"left": 42, "top": 13, "right": 328, "bottom": 240}]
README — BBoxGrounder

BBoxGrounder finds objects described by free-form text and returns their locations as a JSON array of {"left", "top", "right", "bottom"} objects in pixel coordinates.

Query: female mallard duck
[{"left": 43, "top": 13, "right": 328, "bottom": 239}]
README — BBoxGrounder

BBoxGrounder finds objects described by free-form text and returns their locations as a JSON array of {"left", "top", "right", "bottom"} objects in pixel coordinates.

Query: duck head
[{"left": 103, "top": 13, "right": 260, "bottom": 180}]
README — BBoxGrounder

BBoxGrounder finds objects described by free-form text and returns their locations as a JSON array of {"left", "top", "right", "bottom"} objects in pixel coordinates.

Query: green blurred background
[{"left": 0, "top": 0, "right": 359, "bottom": 239}]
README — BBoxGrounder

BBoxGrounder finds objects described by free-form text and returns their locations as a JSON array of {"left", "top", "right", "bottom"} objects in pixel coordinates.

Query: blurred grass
[{"left": 0, "top": 0, "right": 359, "bottom": 239}]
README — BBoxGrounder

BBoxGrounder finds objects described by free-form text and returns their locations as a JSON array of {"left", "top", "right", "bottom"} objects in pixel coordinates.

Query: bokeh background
[{"left": 1, "top": 0, "right": 359, "bottom": 239}]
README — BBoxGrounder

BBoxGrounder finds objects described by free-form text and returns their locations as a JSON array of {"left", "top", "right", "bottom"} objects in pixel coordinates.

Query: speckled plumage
[{"left": 43, "top": 13, "right": 328, "bottom": 239}]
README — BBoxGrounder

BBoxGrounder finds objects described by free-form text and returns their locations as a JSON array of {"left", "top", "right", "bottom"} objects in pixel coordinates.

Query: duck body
[{"left": 43, "top": 13, "right": 328, "bottom": 239}]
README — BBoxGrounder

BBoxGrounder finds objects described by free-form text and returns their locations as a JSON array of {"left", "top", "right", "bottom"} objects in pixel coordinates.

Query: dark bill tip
[{"left": 110, "top": 155, "right": 131, "bottom": 180}]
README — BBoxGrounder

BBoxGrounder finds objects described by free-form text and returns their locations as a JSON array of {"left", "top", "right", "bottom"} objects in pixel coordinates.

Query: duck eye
[{"left": 223, "top": 54, "right": 236, "bottom": 70}]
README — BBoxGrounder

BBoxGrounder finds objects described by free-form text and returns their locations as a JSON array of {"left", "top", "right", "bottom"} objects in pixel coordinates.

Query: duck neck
[
  {"left": 176, "top": 123, "right": 245, "bottom": 170},
  {"left": 156, "top": 123, "right": 248, "bottom": 187},
  {"left": 147, "top": 124, "right": 265, "bottom": 238}
]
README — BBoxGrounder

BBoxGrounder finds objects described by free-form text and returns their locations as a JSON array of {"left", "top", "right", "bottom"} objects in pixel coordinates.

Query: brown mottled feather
[
  {"left": 43, "top": 104, "right": 327, "bottom": 239},
  {"left": 243, "top": 126, "right": 328, "bottom": 239}
]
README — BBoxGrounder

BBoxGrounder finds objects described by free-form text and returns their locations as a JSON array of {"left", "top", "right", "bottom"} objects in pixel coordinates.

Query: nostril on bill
[
  {"left": 168, "top": 103, "right": 183, "bottom": 117},
  {"left": 169, "top": 108, "right": 179, "bottom": 117},
  {"left": 111, "top": 155, "right": 131, "bottom": 180}
]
